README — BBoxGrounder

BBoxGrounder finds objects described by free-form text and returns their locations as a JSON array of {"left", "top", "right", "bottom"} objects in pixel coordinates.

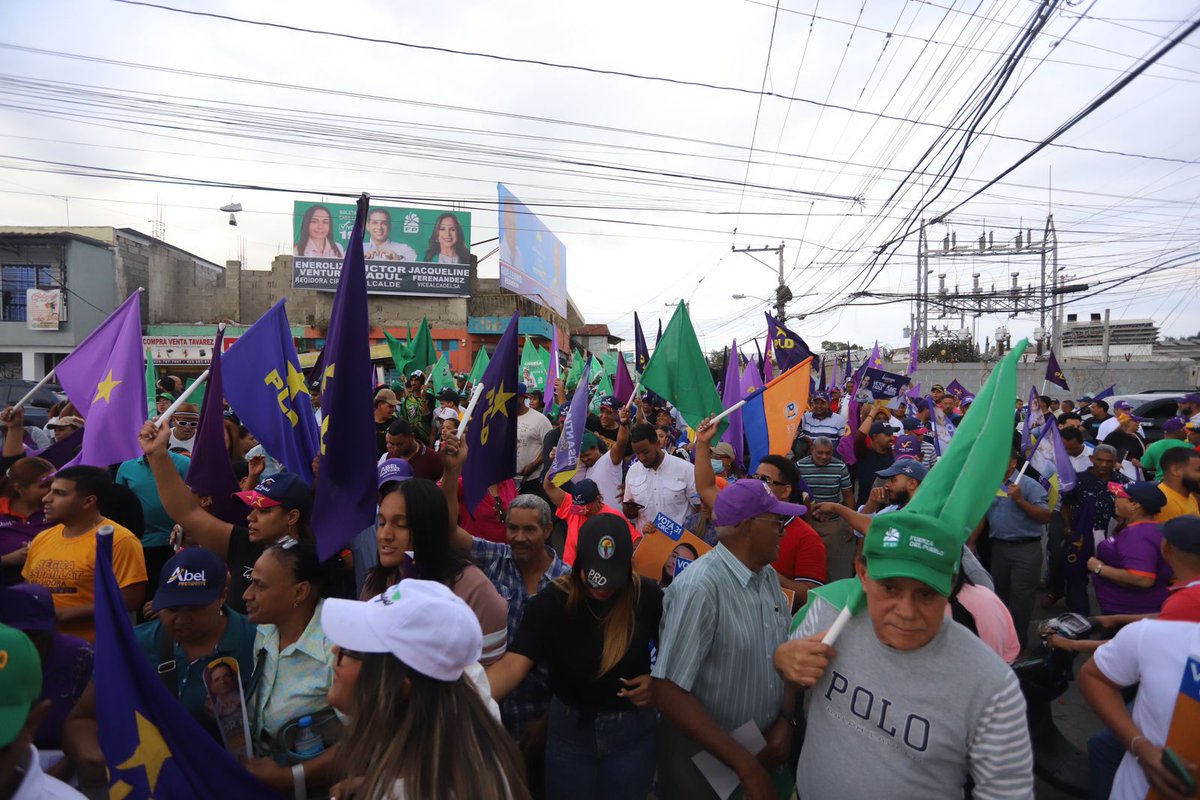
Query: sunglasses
[
  {"left": 173, "top": 420, "right": 199, "bottom": 428},
  {"left": 335, "top": 648, "right": 364, "bottom": 667},
  {"left": 494, "top": 495, "right": 507, "bottom": 524},
  {"left": 751, "top": 474, "right": 791, "bottom": 490}
]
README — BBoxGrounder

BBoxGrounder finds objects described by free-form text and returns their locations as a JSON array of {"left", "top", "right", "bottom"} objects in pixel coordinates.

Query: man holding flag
[{"left": 773, "top": 344, "right": 1034, "bottom": 800}]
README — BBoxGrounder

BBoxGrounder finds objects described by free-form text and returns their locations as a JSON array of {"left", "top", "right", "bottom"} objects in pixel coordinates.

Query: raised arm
[
  {"left": 1, "top": 405, "right": 26, "bottom": 459},
  {"left": 692, "top": 415, "right": 721, "bottom": 510},
  {"left": 542, "top": 470, "right": 568, "bottom": 508},
  {"left": 438, "top": 431, "right": 477, "bottom": 552},
  {"left": 137, "top": 421, "right": 234, "bottom": 559},
  {"left": 609, "top": 405, "right": 631, "bottom": 464}
]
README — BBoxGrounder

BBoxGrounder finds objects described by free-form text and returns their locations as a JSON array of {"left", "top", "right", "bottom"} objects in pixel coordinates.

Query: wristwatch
[{"left": 1093, "top": 562, "right": 1103, "bottom": 575}]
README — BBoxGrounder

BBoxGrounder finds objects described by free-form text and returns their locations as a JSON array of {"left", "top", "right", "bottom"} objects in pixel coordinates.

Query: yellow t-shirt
[
  {"left": 1155, "top": 483, "right": 1200, "bottom": 525},
  {"left": 22, "top": 518, "right": 147, "bottom": 642}
]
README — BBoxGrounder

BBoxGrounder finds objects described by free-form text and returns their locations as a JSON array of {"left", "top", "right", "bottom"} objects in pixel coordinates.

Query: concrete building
[
  {"left": 571, "top": 323, "right": 623, "bottom": 354},
  {"left": 0, "top": 227, "right": 223, "bottom": 380}
]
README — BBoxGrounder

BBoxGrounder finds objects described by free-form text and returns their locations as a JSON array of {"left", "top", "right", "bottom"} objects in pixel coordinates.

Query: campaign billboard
[
  {"left": 497, "top": 184, "right": 568, "bottom": 317},
  {"left": 290, "top": 201, "right": 471, "bottom": 297}
]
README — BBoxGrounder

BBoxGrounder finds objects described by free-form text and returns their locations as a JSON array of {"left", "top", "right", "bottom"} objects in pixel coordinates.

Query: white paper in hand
[{"left": 691, "top": 720, "right": 767, "bottom": 800}]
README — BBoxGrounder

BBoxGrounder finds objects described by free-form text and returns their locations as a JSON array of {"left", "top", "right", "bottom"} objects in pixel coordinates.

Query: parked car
[
  {"left": 0, "top": 379, "right": 63, "bottom": 428},
  {"left": 1095, "top": 393, "right": 1181, "bottom": 444}
]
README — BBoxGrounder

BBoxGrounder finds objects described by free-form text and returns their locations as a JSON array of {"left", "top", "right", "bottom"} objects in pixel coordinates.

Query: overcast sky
[{"left": 2, "top": 0, "right": 1198, "bottom": 359}]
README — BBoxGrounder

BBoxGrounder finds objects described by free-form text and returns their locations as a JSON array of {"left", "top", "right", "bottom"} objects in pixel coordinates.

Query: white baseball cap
[{"left": 321, "top": 579, "right": 482, "bottom": 682}]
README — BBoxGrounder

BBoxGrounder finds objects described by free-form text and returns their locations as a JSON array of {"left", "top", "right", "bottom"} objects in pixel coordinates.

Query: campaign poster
[
  {"left": 497, "top": 184, "right": 568, "bottom": 317},
  {"left": 290, "top": 200, "right": 472, "bottom": 297}
]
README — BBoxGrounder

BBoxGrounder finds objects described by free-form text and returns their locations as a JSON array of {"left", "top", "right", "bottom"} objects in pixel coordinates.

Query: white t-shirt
[
  {"left": 578, "top": 450, "right": 623, "bottom": 510},
  {"left": 13, "top": 745, "right": 86, "bottom": 799},
  {"left": 515, "top": 408, "right": 552, "bottom": 479},
  {"left": 623, "top": 451, "right": 697, "bottom": 531},
  {"left": 1092, "top": 619, "right": 1200, "bottom": 800}
]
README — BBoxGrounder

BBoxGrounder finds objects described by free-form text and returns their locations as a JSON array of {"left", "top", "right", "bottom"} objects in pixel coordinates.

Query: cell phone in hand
[{"left": 1161, "top": 747, "right": 1196, "bottom": 796}]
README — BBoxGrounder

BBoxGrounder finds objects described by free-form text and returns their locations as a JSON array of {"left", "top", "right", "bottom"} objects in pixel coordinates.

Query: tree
[
  {"left": 822, "top": 340, "right": 861, "bottom": 353},
  {"left": 919, "top": 340, "right": 979, "bottom": 363}
]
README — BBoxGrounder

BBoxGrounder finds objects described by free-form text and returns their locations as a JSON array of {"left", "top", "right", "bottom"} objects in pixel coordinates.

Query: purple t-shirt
[
  {"left": 0, "top": 499, "right": 49, "bottom": 585},
  {"left": 35, "top": 632, "right": 94, "bottom": 750},
  {"left": 1095, "top": 521, "right": 1172, "bottom": 614}
]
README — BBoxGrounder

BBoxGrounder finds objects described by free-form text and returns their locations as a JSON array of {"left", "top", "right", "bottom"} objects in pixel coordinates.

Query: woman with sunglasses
[
  {"left": 363, "top": 474, "right": 508, "bottom": 666},
  {"left": 240, "top": 538, "right": 342, "bottom": 796},
  {"left": 695, "top": 419, "right": 825, "bottom": 609},
  {"left": 323, "top": 580, "right": 530, "bottom": 800},
  {"left": 486, "top": 515, "right": 661, "bottom": 800}
]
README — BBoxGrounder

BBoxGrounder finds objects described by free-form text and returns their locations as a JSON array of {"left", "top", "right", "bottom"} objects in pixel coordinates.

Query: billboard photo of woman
[
  {"left": 423, "top": 212, "right": 471, "bottom": 264},
  {"left": 294, "top": 204, "right": 345, "bottom": 258}
]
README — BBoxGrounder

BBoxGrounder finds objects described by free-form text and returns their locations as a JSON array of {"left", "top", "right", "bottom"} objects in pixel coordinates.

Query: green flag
[
  {"left": 520, "top": 337, "right": 547, "bottom": 392},
  {"left": 565, "top": 349, "right": 584, "bottom": 390},
  {"left": 430, "top": 352, "right": 455, "bottom": 393},
  {"left": 641, "top": 302, "right": 724, "bottom": 434},
  {"left": 589, "top": 369, "right": 615, "bottom": 414},
  {"left": 144, "top": 347, "right": 156, "bottom": 418},
  {"left": 467, "top": 347, "right": 490, "bottom": 385},
  {"left": 537, "top": 345, "right": 550, "bottom": 375},
  {"left": 601, "top": 352, "right": 618, "bottom": 378},
  {"left": 384, "top": 329, "right": 411, "bottom": 377},
  {"left": 410, "top": 318, "right": 438, "bottom": 375}
]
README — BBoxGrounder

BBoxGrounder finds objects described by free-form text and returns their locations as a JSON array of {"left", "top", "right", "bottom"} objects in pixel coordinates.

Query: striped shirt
[
  {"left": 795, "top": 456, "right": 852, "bottom": 504},
  {"left": 653, "top": 543, "right": 790, "bottom": 732},
  {"left": 794, "top": 593, "right": 1033, "bottom": 800},
  {"left": 801, "top": 411, "right": 847, "bottom": 440}
]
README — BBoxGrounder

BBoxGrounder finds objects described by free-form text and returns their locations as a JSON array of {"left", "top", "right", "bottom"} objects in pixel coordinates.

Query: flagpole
[
  {"left": 698, "top": 398, "right": 748, "bottom": 431},
  {"left": 10, "top": 370, "right": 58, "bottom": 412},
  {"left": 155, "top": 370, "right": 209, "bottom": 428},
  {"left": 623, "top": 379, "right": 641, "bottom": 411},
  {"left": 457, "top": 383, "right": 486, "bottom": 438}
]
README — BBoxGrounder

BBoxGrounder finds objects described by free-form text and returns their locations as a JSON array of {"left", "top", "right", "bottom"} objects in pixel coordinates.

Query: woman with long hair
[
  {"left": 422, "top": 212, "right": 470, "bottom": 264},
  {"left": 323, "top": 579, "right": 530, "bottom": 800},
  {"left": 365, "top": 476, "right": 508, "bottom": 665},
  {"left": 486, "top": 515, "right": 662, "bottom": 800},
  {"left": 294, "top": 204, "right": 344, "bottom": 258},
  {"left": 240, "top": 537, "right": 341, "bottom": 796},
  {"left": 0, "top": 456, "right": 53, "bottom": 583}
]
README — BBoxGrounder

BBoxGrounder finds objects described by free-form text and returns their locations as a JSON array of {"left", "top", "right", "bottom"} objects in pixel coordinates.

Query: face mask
[
  {"left": 710, "top": 459, "right": 725, "bottom": 474},
  {"left": 523, "top": 397, "right": 531, "bottom": 408}
]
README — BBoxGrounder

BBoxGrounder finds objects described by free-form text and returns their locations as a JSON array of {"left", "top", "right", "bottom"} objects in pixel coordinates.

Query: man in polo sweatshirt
[{"left": 774, "top": 508, "right": 1034, "bottom": 799}]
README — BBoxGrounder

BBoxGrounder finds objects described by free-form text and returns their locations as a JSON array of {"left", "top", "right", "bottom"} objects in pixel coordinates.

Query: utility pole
[{"left": 732, "top": 242, "right": 791, "bottom": 320}]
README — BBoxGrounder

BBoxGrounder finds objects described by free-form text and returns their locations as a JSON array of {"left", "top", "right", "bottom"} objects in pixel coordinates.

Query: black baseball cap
[
  {"left": 574, "top": 515, "right": 633, "bottom": 591},
  {"left": 869, "top": 421, "right": 894, "bottom": 436},
  {"left": 571, "top": 479, "right": 601, "bottom": 506}
]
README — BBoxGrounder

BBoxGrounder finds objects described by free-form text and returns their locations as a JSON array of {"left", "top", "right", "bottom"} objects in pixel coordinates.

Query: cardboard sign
[
  {"left": 633, "top": 522, "right": 712, "bottom": 584},
  {"left": 654, "top": 512, "right": 685, "bottom": 541}
]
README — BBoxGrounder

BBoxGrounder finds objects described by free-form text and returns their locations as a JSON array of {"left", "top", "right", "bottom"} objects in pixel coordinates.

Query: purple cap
[
  {"left": 912, "top": 397, "right": 930, "bottom": 412},
  {"left": 714, "top": 479, "right": 807, "bottom": 527},
  {"left": 893, "top": 434, "right": 923, "bottom": 459},
  {"left": 1163, "top": 417, "right": 1186, "bottom": 433},
  {"left": 1179, "top": 392, "right": 1200, "bottom": 405},
  {"left": 1112, "top": 400, "right": 1133, "bottom": 412},
  {"left": 516, "top": 382, "right": 528, "bottom": 396},
  {"left": 377, "top": 458, "right": 415, "bottom": 489},
  {"left": 0, "top": 584, "right": 56, "bottom": 632}
]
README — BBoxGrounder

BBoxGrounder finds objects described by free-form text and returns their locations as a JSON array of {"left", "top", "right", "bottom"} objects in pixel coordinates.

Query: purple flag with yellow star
[
  {"left": 93, "top": 530, "right": 282, "bottom": 799},
  {"left": 56, "top": 291, "right": 145, "bottom": 467},
  {"left": 464, "top": 311, "right": 521, "bottom": 511}
]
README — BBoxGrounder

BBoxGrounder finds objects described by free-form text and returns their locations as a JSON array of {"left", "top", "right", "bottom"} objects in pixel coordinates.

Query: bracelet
[
  {"left": 1129, "top": 735, "right": 1145, "bottom": 760},
  {"left": 292, "top": 763, "right": 306, "bottom": 800}
]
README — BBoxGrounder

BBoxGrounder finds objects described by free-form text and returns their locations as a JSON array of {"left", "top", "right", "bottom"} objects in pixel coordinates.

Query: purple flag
[
  {"left": 907, "top": 332, "right": 919, "bottom": 376},
  {"left": 818, "top": 360, "right": 827, "bottom": 392},
  {"left": 634, "top": 312, "right": 649, "bottom": 374},
  {"left": 464, "top": 311, "right": 521, "bottom": 511},
  {"left": 946, "top": 379, "right": 969, "bottom": 400},
  {"left": 721, "top": 339, "right": 745, "bottom": 468},
  {"left": 1093, "top": 384, "right": 1116, "bottom": 401},
  {"left": 835, "top": 380, "right": 859, "bottom": 466},
  {"left": 544, "top": 325, "right": 560, "bottom": 409},
  {"left": 741, "top": 357, "right": 764, "bottom": 396},
  {"left": 1021, "top": 385, "right": 1040, "bottom": 456},
  {"left": 854, "top": 341, "right": 881, "bottom": 383},
  {"left": 185, "top": 327, "right": 245, "bottom": 527},
  {"left": 765, "top": 312, "right": 813, "bottom": 372},
  {"left": 1029, "top": 417, "right": 1077, "bottom": 492},
  {"left": 752, "top": 338, "right": 766, "bottom": 382},
  {"left": 1045, "top": 351, "right": 1069, "bottom": 391},
  {"left": 312, "top": 195, "right": 377, "bottom": 560},
  {"left": 548, "top": 362, "right": 591, "bottom": 486},
  {"left": 34, "top": 427, "right": 84, "bottom": 468},
  {"left": 906, "top": 382, "right": 922, "bottom": 399},
  {"left": 613, "top": 352, "right": 635, "bottom": 405},
  {"left": 57, "top": 292, "right": 145, "bottom": 467}
]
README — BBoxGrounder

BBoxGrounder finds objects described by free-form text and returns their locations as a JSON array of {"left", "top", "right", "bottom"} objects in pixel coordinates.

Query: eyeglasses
[
  {"left": 335, "top": 648, "right": 364, "bottom": 667},
  {"left": 751, "top": 474, "right": 791, "bottom": 490},
  {"left": 173, "top": 420, "right": 199, "bottom": 428},
  {"left": 751, "top": 515, "right": 788, "bottom": 534}
]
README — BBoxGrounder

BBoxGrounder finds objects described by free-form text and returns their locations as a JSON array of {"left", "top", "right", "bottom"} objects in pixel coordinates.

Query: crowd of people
[{"left": 2, "top": 362, "right": 1199, "bottom": 800}]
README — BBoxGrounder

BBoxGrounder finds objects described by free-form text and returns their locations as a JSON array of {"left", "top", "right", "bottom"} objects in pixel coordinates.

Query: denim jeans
[
  {"left": 1087, "top": 726, "right": 1124, "bottom": 800},
  {"left": 544, "top": 697, "right": 658, "bottom": 800}
]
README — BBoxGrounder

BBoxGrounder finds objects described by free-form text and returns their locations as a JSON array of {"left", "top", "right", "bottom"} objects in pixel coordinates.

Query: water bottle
[{"left": 292, "top": 716, "right": 324, "bottom": 759}]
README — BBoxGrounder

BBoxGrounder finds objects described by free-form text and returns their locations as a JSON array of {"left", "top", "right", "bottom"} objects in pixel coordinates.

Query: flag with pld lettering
[
  {"left": 743, "top": 359, "right": 812, "bottom": 470},
  {"left": 1045, "top": 351, "right": 1069, "bottom": 391},
  {"left": 312, "top": 195, "right": 377, "bottom": 560},
  {"left": 634, "top": 312, "right": 649, "bottom": 374},
  {"left": 56, "top": 291, "right": 145, "bottom": 467},
  {"left": 548, "top": 362, "right": 590, "bottom": 487},
  {"left": 184, "top": 327, "right": 245, "bottom": 526},
  {"left": 463, "top": 311, "right": 521, "bottom": 511},
  {"left": 765, "top": 311, "right": 813, "bottom": 372},
  {"left": 641, "top": 302, "right": 724, "bottom": 436},
  {"left": 94, "top": 531, "right": 282, "bottom": 799},
  {"left": 223, "top": 299, "right": 320, "bottom": 483}
]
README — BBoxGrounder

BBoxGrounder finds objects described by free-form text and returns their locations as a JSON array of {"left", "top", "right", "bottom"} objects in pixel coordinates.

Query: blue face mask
[{"left": 711, "top": 459, "right": 725, "bottom": 474}]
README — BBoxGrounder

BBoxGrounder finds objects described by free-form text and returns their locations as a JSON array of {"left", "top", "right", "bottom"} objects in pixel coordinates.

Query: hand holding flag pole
[
  {"left": 456, "top": 383, "right": 486, "bottom": 438},
  {"left": 623, "top": 379, "right": 641, "bottom": 412},
  {"left": 153, "top": 325, "right": 222, "bottom": 428}
]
